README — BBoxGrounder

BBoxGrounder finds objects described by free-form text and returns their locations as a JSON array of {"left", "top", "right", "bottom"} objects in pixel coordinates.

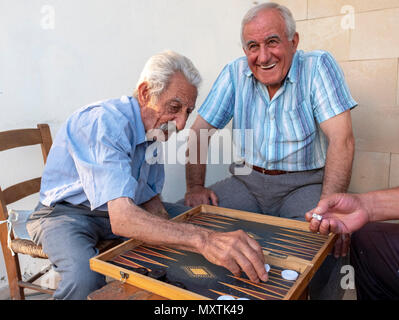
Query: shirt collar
[
  {"left": 128, "top": 96, "right": 147, "bottom": 145},
  {"left": 286, "top": 51, "right": 299, "bottom": 84},
  {"left": 243, "top": 50, "right": 300, "bottom": 84}
]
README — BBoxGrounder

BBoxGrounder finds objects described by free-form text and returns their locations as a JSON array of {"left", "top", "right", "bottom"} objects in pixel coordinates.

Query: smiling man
[
  {"left": 26, "top": 51, "right": 268, "bottom": 300},
  {"left": 184, "top": 3, "right": 357, "bottom": 299},
  {"left": 242, "top": 9, "right": 298, "bottom": 99}
]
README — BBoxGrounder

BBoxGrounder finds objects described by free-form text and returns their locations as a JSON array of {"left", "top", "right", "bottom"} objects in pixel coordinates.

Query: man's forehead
[
  {"left": 166, "top": 95, "right": 196, "bottom": 107},
  {"left": 243, "top": 9, "right": 286, "bottom": 39},
  {"left": 163, "top": 79, "right": 197, "bottom": 100}
]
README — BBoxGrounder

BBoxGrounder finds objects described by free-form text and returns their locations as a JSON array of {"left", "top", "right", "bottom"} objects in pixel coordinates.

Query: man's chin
[
  {"left": 253, "top": 68, "right": 284, "bottom": 87},
  {"left": 152, "top": 130, "right": 173, "bottom": 142},
  {"left": 255, "top": 73, "right": 280, "bottom": 85}
]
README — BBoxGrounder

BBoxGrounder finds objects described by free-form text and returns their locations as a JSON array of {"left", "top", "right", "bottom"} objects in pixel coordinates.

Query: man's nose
[
  {"left": 175, "top": 112, "right": 189, "bottom": 131},
  {"left": 258, "top": 44, "right": 271, "bottom": 64}
]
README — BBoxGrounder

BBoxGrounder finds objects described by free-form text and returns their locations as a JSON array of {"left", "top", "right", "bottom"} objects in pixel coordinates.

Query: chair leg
[{"left": 1, "top": 247, "right": 25, "bottom": 299}]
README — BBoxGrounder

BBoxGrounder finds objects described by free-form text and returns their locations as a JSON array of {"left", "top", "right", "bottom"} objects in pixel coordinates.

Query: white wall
[{"left": 0, "top": 0, "right": 256, "bottom": 292}]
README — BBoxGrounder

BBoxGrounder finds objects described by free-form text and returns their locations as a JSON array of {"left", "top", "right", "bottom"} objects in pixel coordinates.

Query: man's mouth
[
  {"left": 146, "top": 122, "right": 177, "bottom": 142},
  {"left": 259, "top": 63, "right": 277, "bottom": 70},
  {"left": 159, "top": 122, "right": 177, "bottom": 134}
]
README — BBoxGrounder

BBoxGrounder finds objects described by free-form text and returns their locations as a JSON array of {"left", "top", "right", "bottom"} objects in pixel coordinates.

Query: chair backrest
[{"left": 0, "top": 124, "right": 52, "bottom": 220}]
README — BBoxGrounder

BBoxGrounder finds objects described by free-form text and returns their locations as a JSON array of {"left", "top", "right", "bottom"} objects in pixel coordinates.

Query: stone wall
[{"left": 276, "top": 0, "right": 399, "bottom": 192}]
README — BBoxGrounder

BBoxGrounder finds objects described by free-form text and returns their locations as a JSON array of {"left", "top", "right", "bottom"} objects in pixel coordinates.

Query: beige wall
[
  {"left": 276, "top": 0, "right": 399, "bottom": 193},
  {"left": 0, "top": 0, "right": 252, "bottom": 293}
]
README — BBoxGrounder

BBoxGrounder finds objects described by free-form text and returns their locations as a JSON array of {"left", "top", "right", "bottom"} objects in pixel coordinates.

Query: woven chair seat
[
  {"left": 10, "top": 238, "right": 122, "bottom": 260},
  {"left": 10, "top": 239, "right": 48, "bottom": 259}
]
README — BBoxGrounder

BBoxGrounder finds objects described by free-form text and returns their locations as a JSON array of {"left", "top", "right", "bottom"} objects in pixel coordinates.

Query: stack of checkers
[
  {"left": 132, "top": 267, "right": 186, "bottom": 289},
  {"left": 312, "top": 213, "right": 323, "bottom": 221}
]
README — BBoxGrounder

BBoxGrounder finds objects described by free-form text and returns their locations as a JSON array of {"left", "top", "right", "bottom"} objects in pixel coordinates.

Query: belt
[{"left": 249, "top": 164, "right": 291, "bottom": 175}]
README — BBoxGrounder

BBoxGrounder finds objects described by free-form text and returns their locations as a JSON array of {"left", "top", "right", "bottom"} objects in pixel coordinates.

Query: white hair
[
  {"left": 241, "top": 2, "right": 297, "bottom": 47},
  {"left": 133, "top": 50, "right": 202, "bottom": 100}
]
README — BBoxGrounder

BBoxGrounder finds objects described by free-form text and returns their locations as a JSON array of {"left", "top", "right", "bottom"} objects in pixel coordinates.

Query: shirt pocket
[{"left": 278, "top": 100, "right": 316, "bottom": 142}]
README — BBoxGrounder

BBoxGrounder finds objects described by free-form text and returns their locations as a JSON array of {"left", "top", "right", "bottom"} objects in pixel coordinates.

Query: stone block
[
  {"left": 308, "top": 0, "right": 399, "bottom": 19},
  {"left": 273, "top": 0, "right": 308, "bottom": 20},
  {"left": 348, "top": 150, "right": 390, "bottom": 193},
  {"left": 350, "top": 8, "right": 399, "bottom": 60},
  {"left": 296, "top": 16, "right": 350, "bottom": 61},
  {"left": 390, "top": 153, "right": 399, "bottom": 187},
  {"left": 351, "top": 106, "right": 399, "bottom": 153},
  {"left": 397, "top": 60, "right": 399, "bottom": 106},
  {"left": 340, "top": 59, "right": 398, "bottom": 108}
]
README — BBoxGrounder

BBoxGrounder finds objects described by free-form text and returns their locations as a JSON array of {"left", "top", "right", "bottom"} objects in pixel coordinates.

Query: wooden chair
[{"left": 0, "top": 124, "right": 119, "bottom": 299}]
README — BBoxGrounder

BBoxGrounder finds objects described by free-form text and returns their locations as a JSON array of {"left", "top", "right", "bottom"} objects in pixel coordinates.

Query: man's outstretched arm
[
  {"left": 318, "top": 110, "right": 355, "bottom": 257},
  {"left": 108, "top": 197, "right": 268, "bottom": 283},
  {"left": 306, "top": 187, "right": 399, "bottom": 235}
]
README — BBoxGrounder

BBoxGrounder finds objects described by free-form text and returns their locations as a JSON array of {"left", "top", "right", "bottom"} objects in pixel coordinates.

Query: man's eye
[
  {"left": 169, "top": 105, "right": 180, "bottom": 112},
  {"left": 248, "top": 43, "right": 258, "bottom": 51},
  {"left": 267, "top": 39, "right": 279, "bottom": 47}
]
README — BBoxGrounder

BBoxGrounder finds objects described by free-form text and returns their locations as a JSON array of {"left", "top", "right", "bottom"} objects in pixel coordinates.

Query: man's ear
[
  {"left": 242, "top": 45, "right": 248, "bottom": 56},
  {"left": 291, "top": 32, "right": 299, "bottom": 51},
  {"left": 137, "top": 82, "right": 151, "bottom": 106}
]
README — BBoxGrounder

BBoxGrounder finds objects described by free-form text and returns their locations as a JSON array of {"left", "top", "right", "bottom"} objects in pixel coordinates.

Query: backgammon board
[{"left": 90, "top": 205, "right": 337, "bottom": 300}]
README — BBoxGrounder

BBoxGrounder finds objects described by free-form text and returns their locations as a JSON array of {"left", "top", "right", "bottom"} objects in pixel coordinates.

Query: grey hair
[
  {"left": 241, "top": 2, "right": 296, "bottom": 47},
  {"left": 133, "top": 50, "right": 202, "bottom": 101}
]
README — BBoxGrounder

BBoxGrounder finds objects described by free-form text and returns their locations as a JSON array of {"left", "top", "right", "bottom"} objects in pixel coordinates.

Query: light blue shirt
[
  {"left": 199, "top": 50, "right": 357, "bottom": 171},
  {"left": 40, "top": 96, "right": 164, "bottom": 211}
]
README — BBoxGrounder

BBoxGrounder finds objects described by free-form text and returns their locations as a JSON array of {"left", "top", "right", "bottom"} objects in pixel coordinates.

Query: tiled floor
[
  {"left": 0, "top": 287, "right": 52, "bottom": 300},
  {"left": 1, "top": 270, "right": 358, "bottom": 300},
  {"left": 1, "top": 286, "right": 358, "bottom": 300},
  {"left": 25, "top": 292, "right": 53, "bottom": 300},
  {"left": 343, "top": 289, "right": 357, "bottom": 300}
]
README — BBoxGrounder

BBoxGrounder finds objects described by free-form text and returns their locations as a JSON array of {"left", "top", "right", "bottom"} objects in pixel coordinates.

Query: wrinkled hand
[
  {"left": 199, "top": 230, "right": 268, "bottom": 283},
  {"left": 184, "top": 185, "right": 219, "bottom": 207}
]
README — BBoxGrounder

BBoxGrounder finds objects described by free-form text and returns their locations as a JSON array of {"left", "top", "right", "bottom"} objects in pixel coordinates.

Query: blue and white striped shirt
[
  {"left": 40, "top": 96, "right": 165, "bottom": 211},
  {"left": 199, "top": 50, "right": 357, "bottom": 171}
]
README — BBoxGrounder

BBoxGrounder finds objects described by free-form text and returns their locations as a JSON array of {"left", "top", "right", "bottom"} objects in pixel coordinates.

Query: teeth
[{"left": 260, "top": 63, "right": 276, "bottom": 70}]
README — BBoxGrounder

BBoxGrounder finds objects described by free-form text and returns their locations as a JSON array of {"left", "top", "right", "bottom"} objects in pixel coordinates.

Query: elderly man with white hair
[
  {"left": 26, "top": 51, "right": 268, "bottom": 300},
  {"left": 184, "top": 3, "right": 357, "bottom": 299}
]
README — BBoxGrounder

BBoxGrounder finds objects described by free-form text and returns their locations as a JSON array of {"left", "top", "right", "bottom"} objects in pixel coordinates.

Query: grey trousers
[
  {"left": 206, "top": 163, "right": 325, "bottom": 219},
  {"left": 26, "top": 201, "right": 190, "bottom": 300},
  {"left": 179, "top": 163, "right": 346, "bottom": 300}
]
